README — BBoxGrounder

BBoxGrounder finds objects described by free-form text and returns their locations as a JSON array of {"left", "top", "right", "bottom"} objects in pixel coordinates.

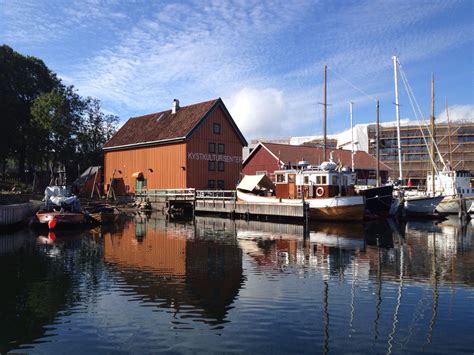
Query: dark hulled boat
[{"left": 357, "top": 185, "right": 394, "bottom": 217}]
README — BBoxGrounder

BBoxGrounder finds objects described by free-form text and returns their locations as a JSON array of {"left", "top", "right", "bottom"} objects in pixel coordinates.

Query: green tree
[
  {"left": 30, "top": 86, "right": 85, "bottom": 171},
  {"left": 0, "top": 45, "right": 60, "bottom": 178},
  {"left": 77, "top": 98, "right": 118, "bottom": 169}
]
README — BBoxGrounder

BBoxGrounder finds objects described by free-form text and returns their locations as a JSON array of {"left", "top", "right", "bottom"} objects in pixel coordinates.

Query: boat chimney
[{"left": 172, "top": 99, "right": 180, "bottom": 114}]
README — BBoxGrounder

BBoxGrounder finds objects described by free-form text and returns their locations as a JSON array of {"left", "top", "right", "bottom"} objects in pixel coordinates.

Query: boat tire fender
[{"left": 316, "top": 186, "right": 325, "bottom": 197}]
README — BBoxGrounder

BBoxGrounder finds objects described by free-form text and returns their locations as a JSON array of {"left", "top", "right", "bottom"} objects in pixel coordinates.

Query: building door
[
  {"left": 135, "top": 178, "right": 147, "bottom": 192},
  {"left": 288, "top": 174, "right": 296, "bottom": 198}
]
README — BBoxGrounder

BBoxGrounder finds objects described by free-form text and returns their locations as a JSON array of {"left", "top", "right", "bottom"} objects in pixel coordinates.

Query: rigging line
[
  {"left": 398, "top": 67, "right": 439, "bottom": 174},
  {"left": 397, "top": 63, "right": 447, "bottom": 171},
  {"left": 397, "top": 59, "right": 426, "bottom": 120},
  {"left": 397, "top": 62, "right": 447, "bottom": 169},
  {"left": 327, "top": 67, "right": 378, "bottom": 103}
]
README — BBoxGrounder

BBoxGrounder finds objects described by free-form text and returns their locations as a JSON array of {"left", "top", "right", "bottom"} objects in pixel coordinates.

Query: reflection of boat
[
  {"left": 364, "top": 219, "right": 394, "bottom": 248},
  {"left": 36, "top": 186, "right": 87, "bottom": 227},
  {"left": 309, "top": 223, "right": 365, "bottom": 250},
  {"left": 236, "top": 218, "right": 365, "bottom": 253},
  {"left": 309, "top": 231, "right": 365, "bottom": 250}
]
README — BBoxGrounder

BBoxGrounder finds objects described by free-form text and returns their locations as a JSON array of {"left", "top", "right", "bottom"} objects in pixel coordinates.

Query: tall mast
[
  {"left": 430, "top": 74, "right": 436, "bottom": 195},
  {"left": 446, "top": 98, "right": 453, "bottom": 166},
  {"left": 350, "top": 102, "right": 354, "bottom": 173},
  {"left": 392, "top": 56, "right": 403, "bottom": 183},
  {"left": 376, "top": 100, "right": 380, "bottom": 187},
  {"left": 324, "top": 64, "right": 328, "bottom": 161}
]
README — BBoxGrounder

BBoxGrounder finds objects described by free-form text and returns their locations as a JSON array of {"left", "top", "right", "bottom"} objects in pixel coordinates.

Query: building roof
[
  {"left": 244, "top": 142, "right": 391, "bottom": 171},
  {"left": 104, "top": 98, "right": 247, "bottom": 150}
]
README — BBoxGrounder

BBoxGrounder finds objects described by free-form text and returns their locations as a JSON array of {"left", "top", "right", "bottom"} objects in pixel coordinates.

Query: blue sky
[{"left": 1, "top": 0, "right": 473, "bottom": 140}]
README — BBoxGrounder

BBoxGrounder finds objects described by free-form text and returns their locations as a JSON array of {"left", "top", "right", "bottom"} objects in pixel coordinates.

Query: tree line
[{"left": 0, "top": 45, "right": 118, "bottom": 186}]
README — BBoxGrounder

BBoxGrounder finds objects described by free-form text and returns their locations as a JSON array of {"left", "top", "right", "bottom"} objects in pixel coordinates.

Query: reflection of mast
[
  {"left": 376, "top": 100, "right": 380, "bottom": 187},
  {"left": 387, "top": 241, "right": 404, "bottom": 355},
  {"left": 425, "top": 232, "right": 439, "bottom": 345},
  {"left": 349, "top": 258, "right": 357, "bottom": 334},
  {"left": 323, "top": 279, "right": 330, "bottom": 355},
  {"left": 373, "top": 238, "right": 382, "bottom": 342}
]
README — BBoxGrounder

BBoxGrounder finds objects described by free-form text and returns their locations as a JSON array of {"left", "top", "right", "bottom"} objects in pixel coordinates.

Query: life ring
[{"left": 316, "top": 186, "right": 325, "bottom": 197}]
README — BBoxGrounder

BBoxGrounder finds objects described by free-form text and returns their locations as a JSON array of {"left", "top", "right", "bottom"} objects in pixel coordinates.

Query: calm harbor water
[{"left": 1, "top": 214, "right": 473, "bottom": 354}]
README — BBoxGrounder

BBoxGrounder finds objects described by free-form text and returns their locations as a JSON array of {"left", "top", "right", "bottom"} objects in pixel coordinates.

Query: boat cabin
[
  {"left": 427, "top": 170, "right": 474, "bottom": 196},
  {"left": 274, "top": 165, "right": 356, "bottom": 199}
]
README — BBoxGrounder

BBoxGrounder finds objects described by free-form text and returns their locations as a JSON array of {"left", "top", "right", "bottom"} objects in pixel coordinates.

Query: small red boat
[
  {"left": 36, "top": 185, "right": 88, "bottom": 228},
  {"left": 36, "top": 207, "right": 87, "bottom": 225}
]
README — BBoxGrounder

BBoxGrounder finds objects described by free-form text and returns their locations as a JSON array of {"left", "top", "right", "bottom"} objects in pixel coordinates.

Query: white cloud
[
  {"left": 1, "top": 0, "right": 471, "bottom": 137},
  {"left": 437, "top": 105, "right": 474, "bottom": 122},
  {"left": 226, "top": 87, "right": 288, "bottom": 138}
]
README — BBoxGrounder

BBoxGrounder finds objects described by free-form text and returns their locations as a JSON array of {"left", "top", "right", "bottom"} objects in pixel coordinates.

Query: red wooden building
[
  {"left": 103, "top": 98, "right": 247, "bottom": 194},
  {"left": 242, "top": 142, "right": 391, "bottom": 184}
]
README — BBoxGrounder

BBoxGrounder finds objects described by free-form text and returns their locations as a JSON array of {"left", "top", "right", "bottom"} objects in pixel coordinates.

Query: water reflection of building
[{"left": 103, "top": 215, "right": 244, "bottom": 324}]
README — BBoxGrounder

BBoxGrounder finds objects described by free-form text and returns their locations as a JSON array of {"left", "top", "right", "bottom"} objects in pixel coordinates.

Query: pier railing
[
  {"left": 135, "top": 188, "right": 306, "bottom": 220},
  {"left": 196, "top": 190, "right": 236, "bottom": 201},
  {"left": 135, "top": 188, "right": 195, "bottom": 201},
  {"left": 135, "top": 188, "right": 236, "bottom": 202}
]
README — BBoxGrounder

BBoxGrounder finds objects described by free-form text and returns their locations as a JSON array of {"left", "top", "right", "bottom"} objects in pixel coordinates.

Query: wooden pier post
[{"left": 192, "top": 189, "right": 196, "bottom": 220}]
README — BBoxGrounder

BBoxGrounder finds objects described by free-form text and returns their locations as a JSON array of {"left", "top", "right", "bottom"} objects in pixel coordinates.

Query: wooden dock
[{"left": 135, "top": 189, "right": 307, "bottom": 220}]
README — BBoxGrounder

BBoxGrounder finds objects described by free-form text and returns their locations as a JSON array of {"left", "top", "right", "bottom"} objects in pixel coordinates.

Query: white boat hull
[
  {"left": 237, "top": 191, "right": 365, "bottom": 221},
  {"left": 436, "top": 196, "right": 474, "bottom": 214},
  {"left": 404, "top": 195, "right": 444, "bottom": 215}
]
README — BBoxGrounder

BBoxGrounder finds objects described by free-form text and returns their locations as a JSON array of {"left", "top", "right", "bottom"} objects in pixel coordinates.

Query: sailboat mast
[
  {"left": 350, "top": 102, "right": 354, "bottom": 173},
  {"left": 430, "top": 74, "right": 436, "bottom": 195},
  {"left": 446, "top": 98, "right": 453, "bottom": 166},
  {"left": 324, "top": 64, "right": 328, "bottom": 161},
  {"left": 392, "top": 56, "right": 403, "bottom": 184},
  {"left": 376, "top": 100, "right": 380, "bottom": 187}
]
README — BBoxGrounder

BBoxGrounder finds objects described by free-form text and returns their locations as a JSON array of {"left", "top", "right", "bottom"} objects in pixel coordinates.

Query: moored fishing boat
[
  {"left": 237, "top": 155, "right": 365, "bottom": 222},
  {"left": 427, "top": 169, "right": 474, "bottom": 214}
]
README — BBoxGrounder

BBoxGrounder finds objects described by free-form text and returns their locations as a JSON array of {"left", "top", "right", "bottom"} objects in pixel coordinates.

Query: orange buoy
[{"left": 48, "top": 218, "right": 57, "bottom": 230}]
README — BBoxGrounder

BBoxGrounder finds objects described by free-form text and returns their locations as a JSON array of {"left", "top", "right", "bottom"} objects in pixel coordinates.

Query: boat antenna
[
  {"left": 324, "top": 65, "right": 328, "bottom": 161},
  {"left": 350, "top": 102, "right": 355, "bottom": 173},
  {"left": 392, "top": 56, "right": 403, "bottom": 184},
  {"left": 446, "top": 98, "right": 453, "bottom": 166},
  {"left": 318, "top": 64, "right": 332, "bottom": 162},
  {"left": 430, "top": 74, "right": 436, "bottom": 195}
]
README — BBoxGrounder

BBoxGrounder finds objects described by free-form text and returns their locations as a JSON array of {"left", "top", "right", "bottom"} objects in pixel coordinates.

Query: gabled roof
[
  {"left": 244, "top": 142, "right": 391, "bottom": 171},
  {"left": 104, "top": 98, "right": 247, "bottom": 150}
]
